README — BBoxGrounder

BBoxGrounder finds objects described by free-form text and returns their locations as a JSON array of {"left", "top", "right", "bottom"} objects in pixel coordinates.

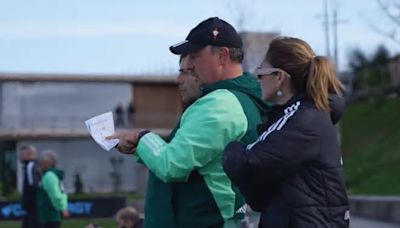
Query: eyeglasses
[{"left": 255, "top": 67, "right": 291, "bottom": 79}]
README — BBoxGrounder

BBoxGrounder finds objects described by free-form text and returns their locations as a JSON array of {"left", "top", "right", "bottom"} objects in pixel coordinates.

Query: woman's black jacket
[{"left": 223, "top": 95, "right": 350, "bottom": 228}]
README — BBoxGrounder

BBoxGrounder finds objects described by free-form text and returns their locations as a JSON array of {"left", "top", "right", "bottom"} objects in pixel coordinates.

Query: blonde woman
[{"left": 223, "top": 37, "right": 349, "bottom": 228}]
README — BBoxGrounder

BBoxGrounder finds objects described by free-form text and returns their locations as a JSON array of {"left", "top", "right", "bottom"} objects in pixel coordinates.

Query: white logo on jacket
[
  {"left": 344, "top": 210, "right": 350, "bottom": 220},
  {"left": 247, "top": 101, "right": 300, "bottom": 150}
]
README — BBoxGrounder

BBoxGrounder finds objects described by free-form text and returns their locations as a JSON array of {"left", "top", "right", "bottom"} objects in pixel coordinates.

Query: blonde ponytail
[
  {"left": 266, "top": 37, "right": 344, "bottom": 112},
  {"left": 307, "top": 56, "right": 344, "bottom": 112}
]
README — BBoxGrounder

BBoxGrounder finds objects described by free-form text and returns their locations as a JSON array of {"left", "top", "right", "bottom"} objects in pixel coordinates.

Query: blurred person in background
[
  {"left": 37, "top": 150, "right": 69, "bottom": 228},
  {"left": 115, "top": 103, "right": 125, "bottom": 128},
  {"left": 223, "top": 36, "right": 349, "bottom": 228},
  {"left": 115, "top": 206, "right": 143, "bottom": 228},
  {"left": 19, "top": 145, "right": 41, "bottom": 228},
  {"left": 127, "top": 101, "right": 136, "bottom": 128}
]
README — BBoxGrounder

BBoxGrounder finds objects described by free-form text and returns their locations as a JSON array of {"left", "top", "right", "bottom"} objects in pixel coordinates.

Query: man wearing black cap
[{"left": 108, "top": 17, "right": 268, "bottom": 227}]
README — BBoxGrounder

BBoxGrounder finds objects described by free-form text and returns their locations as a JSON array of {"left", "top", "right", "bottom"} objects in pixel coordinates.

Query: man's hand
[
  {"left": 62, "top": 210, "right": 70, "bottom": 218},
  {"left": 106, "top": 130, "right": 141, "bottom": 154}
]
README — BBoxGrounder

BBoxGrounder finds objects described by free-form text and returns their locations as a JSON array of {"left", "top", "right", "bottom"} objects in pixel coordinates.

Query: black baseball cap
[{"left": 169, "top": 17, "right": 243, "bottom": 55}]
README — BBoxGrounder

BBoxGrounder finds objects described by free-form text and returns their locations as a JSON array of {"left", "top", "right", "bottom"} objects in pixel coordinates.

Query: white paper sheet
[{"left": 85, "top": 112, "right": 119, "bottom": 151}]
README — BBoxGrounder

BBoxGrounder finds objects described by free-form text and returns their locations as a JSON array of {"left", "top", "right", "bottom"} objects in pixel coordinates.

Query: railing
[
  {"left": 0, "top": 115, "right": 89, "bottom": 132},
  {"left": 0, "top": 115, "right": 173, "bottom": 138}
]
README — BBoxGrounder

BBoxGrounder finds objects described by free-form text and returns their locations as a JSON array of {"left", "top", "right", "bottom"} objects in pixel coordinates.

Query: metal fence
[{"left": 0, "top": 115, "right": 88, "bottom": 132}]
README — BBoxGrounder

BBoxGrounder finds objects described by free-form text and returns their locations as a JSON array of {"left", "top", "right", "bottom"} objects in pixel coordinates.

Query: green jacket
[
  {"left": 37, "top": 168, "right": 68, "bottom": 224},
  {"left": 137, "top": 73, "right": 268, "bottom": 227}
]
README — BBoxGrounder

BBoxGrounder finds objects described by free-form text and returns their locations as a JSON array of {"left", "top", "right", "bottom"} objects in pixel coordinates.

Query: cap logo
[{"left": 212, "top": 29, "right": 219, "bottom": 41}]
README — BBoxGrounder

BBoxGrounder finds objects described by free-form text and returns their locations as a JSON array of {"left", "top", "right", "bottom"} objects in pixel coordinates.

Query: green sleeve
[
  {"left": 133, "top": 153, "right": 143, "bottom": 164},
  {"left": 136, "top": 89, "right": 248, "bottom": 182},
  {"left": 42, "top": 172, "right": 68, "bottom": 211}
]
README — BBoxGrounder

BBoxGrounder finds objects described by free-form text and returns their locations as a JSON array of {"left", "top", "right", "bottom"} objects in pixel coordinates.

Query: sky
[{"left": 0, "top": 0, "right": 398, "bottom": 75}]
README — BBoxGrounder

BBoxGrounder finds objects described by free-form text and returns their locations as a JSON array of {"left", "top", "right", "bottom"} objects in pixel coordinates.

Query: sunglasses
[{"left": 255, "top": 67, "right": 291, "bottom": 79}]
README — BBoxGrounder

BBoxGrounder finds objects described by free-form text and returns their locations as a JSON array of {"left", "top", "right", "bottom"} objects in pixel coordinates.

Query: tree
[
  {"left": 74, "top": 172, "right": 83, "bottom": 194},
  {"left": 348, "top": 45, "right": 391, "bottom": 91},
  {"left": 225, "top": 0, "right": 257, "bottom": 32},
  {"left": 375, "top": 0, "right": 400, "bottom": 45},
  {"left": 348, "top": 48, "right": 370, "bottom": 91},
  {"left": 0, "top": 141, "right": 17, "bottom": 197}
]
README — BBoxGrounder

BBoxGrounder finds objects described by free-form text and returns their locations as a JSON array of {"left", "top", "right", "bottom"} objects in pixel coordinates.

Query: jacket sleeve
[
  {"left": 33, "top": 163, "right": 41, "bottom": 188},
  {"left": 42, "top": 172, "right": 68, "bottom": 211},
  {"left": 136, "top": 89, "right": 248, "bottom": 183},
  {"left": 22, "top": 162, "right": 41, "bottom": 210},
  {"left": 328, "top": 94, "right": 346, "bottom": 125},
  {"left": 26, "top": 162, "right": 40, "bottom": 187},
  {"left": 223, "top": 110, "right": 320, "bottom": 209}
]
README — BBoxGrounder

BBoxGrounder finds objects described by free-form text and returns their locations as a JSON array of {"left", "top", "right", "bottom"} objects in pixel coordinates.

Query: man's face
[
  {"left": 39, "top": 158, "right": 52, "bottom": 171},
  {"left": 19, "top": 146, "right": 36, "bottom": 162},
  {"left": 177, "top": 56, "right": 201, "bottom": 104},
  {"left": 189, "top": 46, "right": 220, "bottom": 84}
]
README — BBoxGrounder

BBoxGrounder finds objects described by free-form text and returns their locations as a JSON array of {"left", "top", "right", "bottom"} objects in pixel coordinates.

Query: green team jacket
[
  {"left": 37, "top": 168, "right": 68, "bottom": 224},
  {"left": 136, "top": 73, "right": 268, "bottom": 228}
]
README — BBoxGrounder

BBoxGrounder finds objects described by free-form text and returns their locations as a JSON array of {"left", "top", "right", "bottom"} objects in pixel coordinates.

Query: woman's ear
[{"left": 275, "top": 71, "right": 286, "bottom": 87}]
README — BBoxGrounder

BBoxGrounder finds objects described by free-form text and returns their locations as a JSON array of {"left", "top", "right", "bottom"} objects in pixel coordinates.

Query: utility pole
[
  {"left": 332, "top": 0, "right": 347, "bottom": 72},
  {"left": 323, "top": 0, "right": 331, "bottom": 58},
  {"left": 333, "top": 5, "right": 341, "bottom": 144},
  {"left": 333, "top": 4, "right": 338, "bottom": 70},
  {"left": 322, "top": 0, "right": 345, "bottom": 71},
  {"left": 322, "top": 0, "right": 345, "bottom": 143}
]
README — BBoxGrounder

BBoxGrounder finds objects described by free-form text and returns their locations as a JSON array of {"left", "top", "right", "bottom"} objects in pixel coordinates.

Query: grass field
[
  {"left": 341, "top": 97, "right": 400, "bottom": 194},
  {"left": 0, "top": 218, "right": 115, "bottom": 228}
]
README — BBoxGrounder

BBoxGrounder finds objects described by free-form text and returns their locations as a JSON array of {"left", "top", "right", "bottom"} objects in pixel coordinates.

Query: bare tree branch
[
  {"left": 372, "top": 0, "right": 400, "bottom": 44},
  {"left": 226, "top": 0, "right": 255, "bottom": 32},
  {"left": 369, "top": 20, "right": 400, "bottom": 46},
  {"left": 377, "top": 0, "right": 400, "bottom": 26}
]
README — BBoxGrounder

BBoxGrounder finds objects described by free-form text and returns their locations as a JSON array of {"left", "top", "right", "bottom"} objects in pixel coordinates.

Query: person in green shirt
[
  {"left": 178, "top": 54, "right": 202, "bottom": 108},
  {"left": 108, "top": 17, "right": 268, "bottom": 227},
  {"left": 37, "top": 150, "right": 69, "bottom": 228},
  {"left": 139, "top": 54, "right": 202, "bottom": 227}
]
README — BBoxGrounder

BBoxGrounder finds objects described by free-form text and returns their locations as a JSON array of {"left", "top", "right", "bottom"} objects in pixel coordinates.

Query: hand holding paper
[
  {"left": 85, "top": 112, "right": 119, "bottom": 151},
  {"left": 106, "top": 130, "right": 141, "bottom": 154}
]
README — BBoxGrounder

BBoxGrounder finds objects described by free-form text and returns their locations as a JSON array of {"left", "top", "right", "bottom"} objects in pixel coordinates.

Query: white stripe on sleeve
[{"left": 27, "top": 162, "right": 35, "bottom": 186}]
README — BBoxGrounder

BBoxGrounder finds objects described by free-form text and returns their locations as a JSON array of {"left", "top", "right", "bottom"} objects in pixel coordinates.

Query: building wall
[
  {"left": 389, "top": 56, "right": 400, "bottom": 87},
  {"left": 133, "top": 83, "right": 182, "bottom": 129},
  {"left": 1, "top": 82, "right": 132, "bottom": 130},
  {"left": 0, "top": 83, "right": 3, "bottom": 122},
  {"left": 241, "top": 32, "right": 280, "bottom": 74},
  {"left": 2, "top": 78, "right": 181, "bottom": 195},
  {"left": 3, "top": 81, "right": 134, "bottom": 194},
  {"left": 17, "top": 139, "right": 141, "bottom": 193}
]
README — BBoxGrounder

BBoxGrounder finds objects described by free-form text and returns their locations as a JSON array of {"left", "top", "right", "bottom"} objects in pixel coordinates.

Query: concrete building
[
  {"left": 389, "top": 54, "right": 400, "bottom": 89},
  {"left": 240, "top": 32, "right": 280, "bottom": 73},
  {"left": 0, "top": 73, "right": 181, "bottom": 194}
]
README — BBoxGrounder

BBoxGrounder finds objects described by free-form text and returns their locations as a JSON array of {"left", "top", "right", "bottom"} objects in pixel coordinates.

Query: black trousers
[{"left": 22, "top": 209, "right": 39, "bottom": 228}]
